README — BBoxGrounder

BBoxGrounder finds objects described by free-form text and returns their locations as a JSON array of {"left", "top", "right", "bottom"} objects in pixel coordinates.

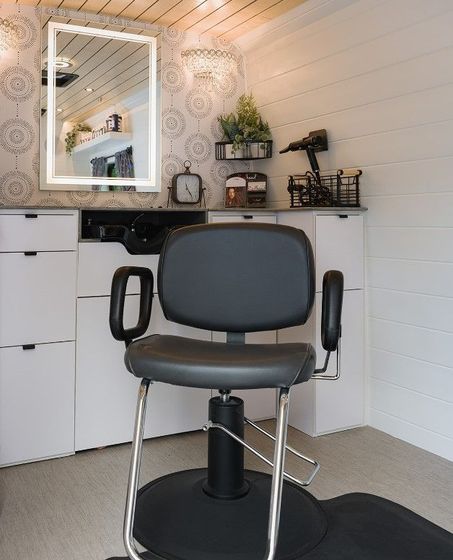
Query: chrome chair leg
[
  {"left": 123, "top": 379, "right": 150, "bottom": 560},
  {"left": 123, "top": 381, "right": 290, "bottom": 560},
  {"left": 264, "top": 387, "right": 290, "bottom": 560}
]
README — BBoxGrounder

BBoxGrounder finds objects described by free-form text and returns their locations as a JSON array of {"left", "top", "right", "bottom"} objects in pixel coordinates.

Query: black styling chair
[{"left": 109, "top": 222, "right": 343, "bottom": 560}]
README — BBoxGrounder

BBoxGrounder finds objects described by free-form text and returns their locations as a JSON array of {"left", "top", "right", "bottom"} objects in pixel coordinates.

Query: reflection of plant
[
  {"left": 218, "top": 94, "right": 271, "bottom": 152},
  {"left": 65, "top": 122, "right": 92, "bottom": 155}
]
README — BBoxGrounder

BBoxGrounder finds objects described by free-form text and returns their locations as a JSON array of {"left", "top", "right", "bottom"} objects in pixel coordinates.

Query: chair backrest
[{"left": 158, "top": 222, "right": 315, "bottom": 333}]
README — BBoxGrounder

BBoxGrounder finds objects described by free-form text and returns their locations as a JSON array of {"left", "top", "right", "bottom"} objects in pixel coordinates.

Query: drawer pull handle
[
  {"left": 24, "top": 251, "right": 37, "bottom": 256},
  {"left": 338, "top": 215, "right": 349, "bottom": 219},
  {"left": 243, "top": 215, "right": 254, "bottom": 220},
  {"left": 22, "top": 344, "right": 36, "bottom": 350},
  {"left": 25, "top": 214, "right": 38, "bottom": 219}
]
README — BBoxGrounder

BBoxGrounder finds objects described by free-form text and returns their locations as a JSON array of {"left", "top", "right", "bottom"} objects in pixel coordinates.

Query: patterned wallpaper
[{"left": 0, "top": 4, "right": 247, "bottom": 209}]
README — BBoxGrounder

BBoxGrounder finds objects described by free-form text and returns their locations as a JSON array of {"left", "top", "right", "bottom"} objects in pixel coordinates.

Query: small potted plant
[
  {"left": 65, "top": 122, "right": 92, "bottom": 155},
  {"left": 218, "top": 94, "right": 272, "bottom": 159}
]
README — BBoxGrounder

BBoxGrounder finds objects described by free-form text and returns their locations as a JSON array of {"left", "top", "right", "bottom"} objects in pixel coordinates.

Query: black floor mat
[{"left": 107, "top": 472, "right": 453, "bottom": 560}]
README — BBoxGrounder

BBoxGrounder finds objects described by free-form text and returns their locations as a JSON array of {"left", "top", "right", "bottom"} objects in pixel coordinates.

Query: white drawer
[
  {"left": 315, "top": 215, "right": 363, "bottom": 291},
  {"left": 78, "top": 242, "right": 159, "bottom": 297},
  {"left": 0, "top": 341, "right": 75, "bottom": 466},
  {"left": 0, "top": 252, "right": 76, "bottom": 346},
  {"left": 210, "top": 212, "right": 277, "bottom": 224},
  {"left": 0, "top": 212, "right": 78, "bottom": 252}
]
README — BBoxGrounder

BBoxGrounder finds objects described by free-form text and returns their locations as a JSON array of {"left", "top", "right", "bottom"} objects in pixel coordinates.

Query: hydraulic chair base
[
  {"left": 109, "top": 469, "right": 453, "bottom": 560},
  {"left": 134, "top": 468, "right": 326, "bottom": 560},
  {"left": 108, "top": 468, "right": 453, "bottom": 560},
  {"left": 108, "top": 393, "right": 453, "bottom": 560}
]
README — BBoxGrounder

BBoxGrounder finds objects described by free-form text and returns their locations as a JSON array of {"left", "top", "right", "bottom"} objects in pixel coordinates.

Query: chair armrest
[
  {"left": 321, "top": 270, "right": 344, "bottom": 352},
  {"left": 110, "top": 266, "right": 154, "bottom": 346}
]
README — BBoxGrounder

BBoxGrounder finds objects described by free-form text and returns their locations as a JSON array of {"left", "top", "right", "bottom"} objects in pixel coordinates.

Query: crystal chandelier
[
  {"left": 181, "top": 48, "right": 237, "bottom": 88},
  {"left": 0, "top": 17, "right": 19, "bottom": 54}
]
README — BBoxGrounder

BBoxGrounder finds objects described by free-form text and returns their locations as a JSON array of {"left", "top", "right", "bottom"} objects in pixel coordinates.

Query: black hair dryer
[{"left": 279, "top": 129, "right": 328, "bottom": 183}]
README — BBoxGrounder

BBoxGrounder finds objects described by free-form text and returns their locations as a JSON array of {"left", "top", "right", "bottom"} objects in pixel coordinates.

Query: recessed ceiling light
[
  {"left": 54, "top": 58, "right": 73, "bottom": 69},
  {"left": 57, "top": 108, "right": 63, "bottom": 112},
  {"left": 85, "top": 87, "right": 94, "bottom": 92}
]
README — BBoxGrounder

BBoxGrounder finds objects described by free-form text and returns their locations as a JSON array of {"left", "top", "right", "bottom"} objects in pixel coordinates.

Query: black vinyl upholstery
[
  {"left": 158, "top": 223, "right": 315, "bottom": 333},
  {"left": 125, "top": 335, "right": 316, "bottom": 389},
  {"left": 125, "top": 223, "right": 318, "bottom": 390}
]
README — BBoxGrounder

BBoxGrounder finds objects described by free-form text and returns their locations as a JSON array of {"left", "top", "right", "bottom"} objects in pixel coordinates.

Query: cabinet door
[
  {"left": 0, "top": 342, "right": 75, "bottom": 467},
  {"left": 0, "top": 252, "right": 77, "bottom": 347},
  {"left": 315, "top": 290, "right": 364, "bottom": 434},
  {"left": 278, "top": 311, "right": 317, "bottom": 436},
  {"left": 315, "top": 215, "right": 363, "bottom": 291},
  {"left": 75, "top": 296, "right": 211, "bottom": 451},
  {"left": 278, "top": 291, "right": 364, "bottom": 436},
  {"left": 212, "top": 330, "right": 277, "bottom": 421}
]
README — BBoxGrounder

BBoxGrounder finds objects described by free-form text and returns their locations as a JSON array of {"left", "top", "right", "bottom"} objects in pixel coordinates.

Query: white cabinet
[
  {"left": 0, "top": 252, "right": 76, "bottom": 347},
  {"left": 0, "top": 209, "right": 78, "bottom": 467},
  {"left": 0, "top": 342, "right": 75, "bottom": 466},
  {"left": 209, "top": 211, "right": 278, "bottom": 420},
  {"left": 0, "top": 207, "right": 365, "bottom": 466},
  {"left": 315, "top": 215, "right": 363, "bottom": 291},
  {"left": 278, "top": 211, "right": 365, "bottom": 436},
  {"left": 76, "top": 248, "right": 211, "bottom": 451},
  {"left": 78, "top": 242, "right": 159, "bottom": 297},
  {"left": 280, "top": 291, "right": 364, "bottom": 435}
]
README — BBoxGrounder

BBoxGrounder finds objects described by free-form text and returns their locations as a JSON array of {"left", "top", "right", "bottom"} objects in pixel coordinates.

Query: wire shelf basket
[
  {"left": 287, "top": 169, "right": 362, "bottom": 208},
  {"left": 215, "top": 140, "right": 273, "bottom": 160}
]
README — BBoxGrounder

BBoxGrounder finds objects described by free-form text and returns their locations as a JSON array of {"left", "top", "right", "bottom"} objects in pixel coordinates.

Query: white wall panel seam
[
  {"left": 370, "top": 377, "right": 453, "bottom": 405},
  {"left": 369, "top": 408, "right": 453, "bottom": 441},
  {"left": 248, "top": 3, "right": 453, "bottom": 90}
]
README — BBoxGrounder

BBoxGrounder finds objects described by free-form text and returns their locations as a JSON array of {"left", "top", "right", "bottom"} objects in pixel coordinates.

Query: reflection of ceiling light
[
  {"left": 57, "top": 108, "right": 63, "bottom": 112},
  {"left": 181, "top": 48, "right": 237, "bottom": 89},
  {"left": 54, "top": 57, "right": 73, "bottom": 69},
  {"left": 0, "top": 16, "right": 19, "bottom": 54},
  {"left": 85, "top": 87, "right": 94, "bottom": 92},
  {"left": 44, "top": 57, "right": 73, "bottom": 69}
]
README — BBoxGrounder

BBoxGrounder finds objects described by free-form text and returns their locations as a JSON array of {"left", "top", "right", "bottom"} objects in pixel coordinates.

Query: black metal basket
[
  {"left": 215, "top": 140, "right": 273, "bottom": 160},
  {"left": 287, "top": 169, "right": 361, "bottom": 208}
]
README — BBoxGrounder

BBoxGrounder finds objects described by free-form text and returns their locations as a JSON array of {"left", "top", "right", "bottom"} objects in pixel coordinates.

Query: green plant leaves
[
  {"left": 218, "top": 93, "right": 271, "bottom": 152},
  {"left": 65, "top": 122, "right": 92, "bottom": 155}
]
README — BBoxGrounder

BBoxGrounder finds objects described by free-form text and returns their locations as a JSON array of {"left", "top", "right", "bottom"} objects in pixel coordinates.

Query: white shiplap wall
[{"left": 238, "top": 0, "right": 453, "bottom": 461}]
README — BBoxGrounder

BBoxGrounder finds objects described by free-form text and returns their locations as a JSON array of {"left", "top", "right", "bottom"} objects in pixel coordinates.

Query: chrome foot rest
[{"left": 202, "top": 418, "right": 320, "bottom": 487}]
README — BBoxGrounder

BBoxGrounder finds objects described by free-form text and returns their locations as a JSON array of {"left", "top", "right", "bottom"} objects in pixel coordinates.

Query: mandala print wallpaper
[{"left": 0, "top": 4, "right": 248, "bottom": 209}]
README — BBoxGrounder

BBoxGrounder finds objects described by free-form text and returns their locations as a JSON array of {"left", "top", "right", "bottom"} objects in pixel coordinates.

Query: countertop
[{"left": 0, "top": 205, "right": 367, "bottom": 212}]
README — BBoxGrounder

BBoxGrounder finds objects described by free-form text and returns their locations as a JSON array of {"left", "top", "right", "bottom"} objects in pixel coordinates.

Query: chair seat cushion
[{"left": 125, "top": 335, "right": 316, "bottom": 390}]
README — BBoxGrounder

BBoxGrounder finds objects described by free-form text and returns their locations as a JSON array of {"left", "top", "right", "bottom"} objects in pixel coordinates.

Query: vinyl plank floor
[{"left": 0, "top": 424, "right": 452, "bottom": 560}]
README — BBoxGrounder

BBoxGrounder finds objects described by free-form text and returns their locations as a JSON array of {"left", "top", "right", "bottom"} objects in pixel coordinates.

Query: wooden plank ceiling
[
  {"left": 19, "top": 0, "right": 307, "bottom": 41},
  {"left": 36, "top": 0, "right": 306, "bottom": 123}
]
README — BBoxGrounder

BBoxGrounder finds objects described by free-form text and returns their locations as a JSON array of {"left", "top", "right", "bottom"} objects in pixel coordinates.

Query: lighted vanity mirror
[{"left": 41, "top": 21, "right": 159, "bottom": 192}]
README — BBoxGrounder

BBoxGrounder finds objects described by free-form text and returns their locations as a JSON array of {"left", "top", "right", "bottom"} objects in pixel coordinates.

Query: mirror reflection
[{"left": 41, "top": 21, "right": 159, "bottom": 191}]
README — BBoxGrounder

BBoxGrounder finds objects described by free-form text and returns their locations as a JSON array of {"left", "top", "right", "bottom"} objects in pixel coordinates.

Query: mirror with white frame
[{"left": 41, "top": 20, "right": 159, "bottom": 192}]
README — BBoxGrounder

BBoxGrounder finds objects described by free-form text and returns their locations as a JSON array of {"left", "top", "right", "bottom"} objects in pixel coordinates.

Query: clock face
[{"left": 174, "top": 173, "right": 201, "bottom": 204}]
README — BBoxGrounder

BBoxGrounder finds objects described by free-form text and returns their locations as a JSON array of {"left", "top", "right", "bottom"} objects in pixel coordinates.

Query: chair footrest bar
[{"left": 202, "top": 420, "right": 320, "bottom": 487}]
